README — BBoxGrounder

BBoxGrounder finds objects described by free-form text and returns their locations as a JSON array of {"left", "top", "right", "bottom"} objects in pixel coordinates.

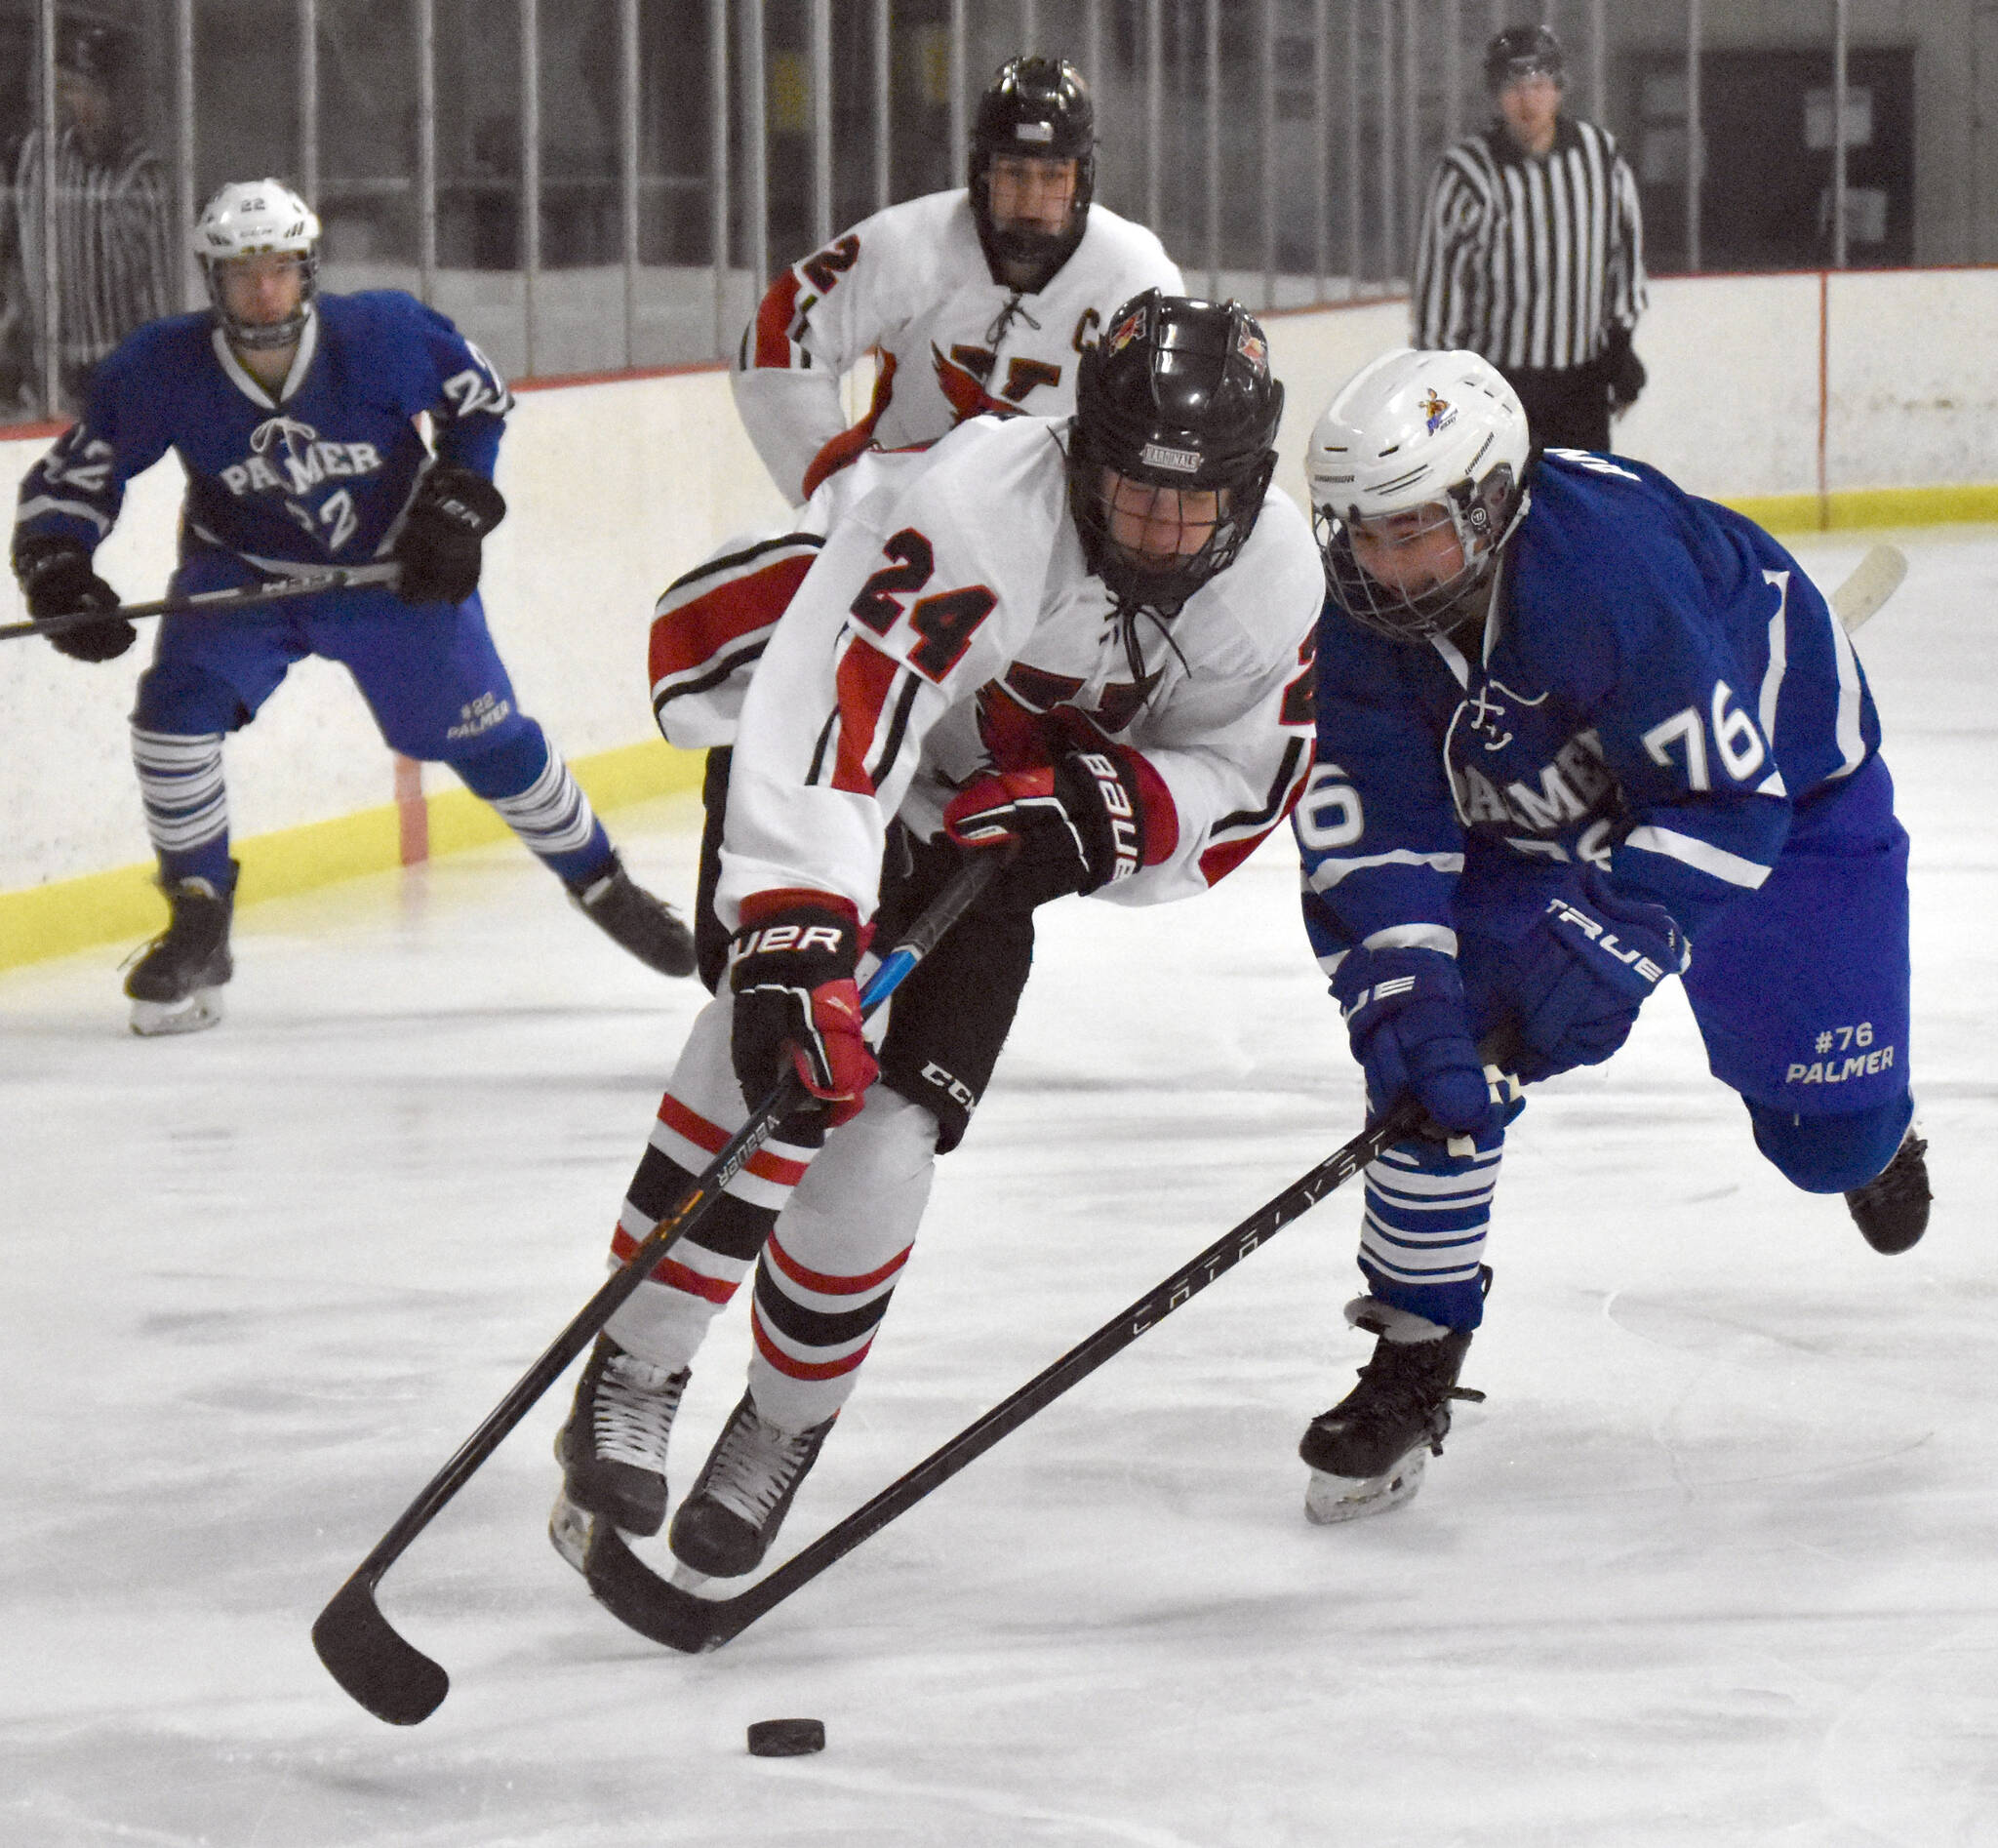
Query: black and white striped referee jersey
[
  {"left": 1412, "top": 114, "right": 1646, "bottom": 374},
  {"left": 12, "top": 126, "right": 174, "bottom": 404}
]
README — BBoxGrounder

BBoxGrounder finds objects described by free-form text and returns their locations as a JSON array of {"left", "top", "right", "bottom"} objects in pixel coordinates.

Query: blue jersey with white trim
[
  {"left": 14, "top": 290, "right": 510, "bottom": 580},
  {"left": 1297, "top": 449, "right": 1881, "bottom": 969}
]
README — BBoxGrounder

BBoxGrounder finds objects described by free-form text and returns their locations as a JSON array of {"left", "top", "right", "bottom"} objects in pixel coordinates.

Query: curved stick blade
[
  {"left": 585, "top": 1526, "right": 735, "bottom": 1654},
  {"left": 313, "top": 1576, "right": 450, "bottom": 1725}
]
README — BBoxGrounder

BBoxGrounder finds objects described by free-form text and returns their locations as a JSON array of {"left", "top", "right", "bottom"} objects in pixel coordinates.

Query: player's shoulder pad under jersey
[
  {"left": 1187, "top": 484, "right": 1326, "bottom": 658},
  {"left": 1510, "top": 451, "right": 1713, "bottom": 681},
  {"left": 839, "top": 188, "right": 971, "bottom": 296},
  {"left": 878, "top": 412, "right": 1067, "bottom": 547},
  {"left": 1073, "top": 201, "right": 1179, "bottom": 276},
  {"left": 835, "top": 416, "right": 1070, "bottom": 645},
  {"left": 319, "top": 287, "right": 471, "bottom": 350},
  {"left": 96, "top": 309, "right": 213, "bottom": 395}
]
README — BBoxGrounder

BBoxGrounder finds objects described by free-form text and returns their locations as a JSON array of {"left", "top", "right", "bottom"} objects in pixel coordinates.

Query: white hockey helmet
[
  {"left": 1304, "top": 346, "right": 1531, "bottom": 641},
  {"left": 193, "top": 179, "right": 321, "bottom": 349}
]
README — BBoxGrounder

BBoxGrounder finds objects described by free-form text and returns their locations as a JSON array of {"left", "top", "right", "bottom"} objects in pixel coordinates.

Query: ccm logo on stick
[{"left": 739, "top": 923, "right": 846, "bottom": 956}]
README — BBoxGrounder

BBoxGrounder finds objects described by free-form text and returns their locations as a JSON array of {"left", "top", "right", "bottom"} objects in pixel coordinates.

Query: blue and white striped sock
[
  {"left": 1356, "top": 1128, "right": 1505, "bottom": 1330},
  {"left": 131, "top": 725, "right": 234, "bottom": 889}
]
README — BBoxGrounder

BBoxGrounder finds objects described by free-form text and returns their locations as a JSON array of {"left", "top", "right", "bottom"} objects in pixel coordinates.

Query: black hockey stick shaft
[
  {"left": 1, "top": 563, "right": 402, "bottom": 642},
  {"left": 584, "top": 1090, "right": 1443, "bottom": 1654},
  {"left": 312, "top": 849, "right": 1005, "bottom": 1725}
]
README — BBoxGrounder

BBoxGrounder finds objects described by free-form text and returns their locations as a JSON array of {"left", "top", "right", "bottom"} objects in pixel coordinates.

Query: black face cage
[
  {"left": 1315, "top": 464, "right": 1524, "bottom": 644},
  {"left": 970, "top": 149, "right": 1095, "bottom": 289},
  {"left": 204, "top": 250, "right": 320, "bottom": 350},
  {"left": 1068, "top": 441, "right": 1275, "bottom": 618}
]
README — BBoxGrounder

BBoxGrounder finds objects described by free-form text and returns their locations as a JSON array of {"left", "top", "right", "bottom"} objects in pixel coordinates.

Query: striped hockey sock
[
  {"left": 452, "top": 724, "right": 611, "bottom": 887},
  {"left": 131, "top": 725, "right": 233, "bottom": 889},
  {"left": 1356, "top": 1128, "right": 1505, "bottom": 1330}
]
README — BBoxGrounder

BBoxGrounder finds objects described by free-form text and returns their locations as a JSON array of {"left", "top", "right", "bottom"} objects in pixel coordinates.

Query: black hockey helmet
[
  {"left": 1067, "top": 291, "right": 1285, "bottom": 615},
  {"left": 969, "top": 56, "right": 1096, "bottom": 291},
  {"left": 1484, "top": 23, "right": 1564, "bottom": 90}
]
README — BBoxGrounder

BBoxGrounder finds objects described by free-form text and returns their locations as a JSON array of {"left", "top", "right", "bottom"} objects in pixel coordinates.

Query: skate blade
[
  {"left": 129, "top": 986, "right": 224, "bottom": 1037},
  {"left": 668, "top": 1560, "right": 724, "bottom": 1598},
  {"left": 548, "top": 1487, "right": 595, "bottom": 1576},
  {"left": 1303, "top": 1446, "right": 1428, "bottom": 1525}
]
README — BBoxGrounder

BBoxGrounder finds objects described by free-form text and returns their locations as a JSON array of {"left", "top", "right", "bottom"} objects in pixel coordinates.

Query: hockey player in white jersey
[
  {"left": 551, "top": 294, "right": 1321, "bottom": 1586},
  {"left": 732, "top": 55, "right": 1183, "bottom": 506}
]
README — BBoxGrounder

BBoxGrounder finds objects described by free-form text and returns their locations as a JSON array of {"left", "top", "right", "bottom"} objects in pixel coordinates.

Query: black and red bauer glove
[
  {"left": 729, "top": 890, "right": 878, "bottom": 1126},
  {"left": 943, "top": 739, "right": 1163, "bottom": 909}
]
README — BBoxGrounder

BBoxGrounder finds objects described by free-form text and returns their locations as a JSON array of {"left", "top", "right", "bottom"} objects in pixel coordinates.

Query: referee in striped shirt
[
  {"left": 1412, "top": 24, "right": 1647, "bottom": 451},
  {"left": 7, "top": 22, "right": 173, "bottom": 414}
]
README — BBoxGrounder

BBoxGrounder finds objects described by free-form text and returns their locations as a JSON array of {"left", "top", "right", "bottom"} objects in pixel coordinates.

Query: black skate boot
[
  {"left": 569, "top": 853, "right": 697, "bottom": 978},
  {"left": 668, "top": 1391, "right": 836, "bottom": 1580},
  {"left": 550, "top": 1336, "right": 689, "bottom": 1573},
  {"left": 123, "top": 872, "right": 235, "bottom": 1036},
  {"left": 1299, "top": 1297, "right": 1483, "bottom": 1525},
  {"left": 1845, "top": 1124, "right": 1931, "bottom": 1255}
]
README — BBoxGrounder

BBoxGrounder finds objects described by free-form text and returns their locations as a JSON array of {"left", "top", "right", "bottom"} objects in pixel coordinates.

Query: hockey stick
[
  {"left": 1829, "top": 542, "right": 1907, "bottom": 633},
  {"left": 311, "top": 848, "right": 1005, "bottom": 1726},
  {"left": 0, "top": 563, "right": 403, "bottom": 643},
  {"left": 579, "top": 1078, "right": 1492, "bottom": 1655}
]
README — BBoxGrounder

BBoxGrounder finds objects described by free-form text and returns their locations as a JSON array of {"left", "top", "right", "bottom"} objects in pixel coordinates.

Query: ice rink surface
[{"left": 4, "top": 532, "right": 1996, "bottom": 1846}]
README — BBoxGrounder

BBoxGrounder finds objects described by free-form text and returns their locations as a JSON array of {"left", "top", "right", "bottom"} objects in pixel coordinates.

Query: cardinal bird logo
[{"left": 1105, "top": 306, "right": 1145, "bottom": 354}]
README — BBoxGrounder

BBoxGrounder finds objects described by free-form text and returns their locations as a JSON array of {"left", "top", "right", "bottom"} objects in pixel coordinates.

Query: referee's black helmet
[{"left": 1484, "top": 24, "right": 1564, "bottom": 90}]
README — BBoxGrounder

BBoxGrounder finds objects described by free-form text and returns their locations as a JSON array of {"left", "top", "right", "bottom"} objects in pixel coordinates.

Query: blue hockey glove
[
  {"left": 1331, "top": 944, "right": 1497, "bottom": 1137},
  {"left": 1500, "top": 868, "right": 1690, "bottom": 1082}
]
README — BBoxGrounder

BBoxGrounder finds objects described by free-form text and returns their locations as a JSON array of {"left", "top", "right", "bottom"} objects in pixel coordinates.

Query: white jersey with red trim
[
  {"left": 732, "top": 189, "right": 1182, "bottom": 505},
  {"left": 715, "top": 413, "right": 1322, "bottom": 928}
]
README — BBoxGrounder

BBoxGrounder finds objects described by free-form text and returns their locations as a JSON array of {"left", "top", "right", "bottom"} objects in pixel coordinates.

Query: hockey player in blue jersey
[
  {"left": 1291, "top": 345, "right": 1929, "bottom": 1523},
  {"left": 12, "top": 179, "right": 694, "bottom": 1033}
]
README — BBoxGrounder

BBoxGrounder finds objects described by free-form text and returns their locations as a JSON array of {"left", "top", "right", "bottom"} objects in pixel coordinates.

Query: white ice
[{"left": 4, "top": 532, "right": 1995, "bottom": 1847}]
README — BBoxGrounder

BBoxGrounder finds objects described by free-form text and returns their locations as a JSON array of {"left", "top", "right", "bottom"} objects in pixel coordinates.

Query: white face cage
[
  {"left": 195, "top": 181, "right": 322, "bottom": 350},
  {"left": 1314, "top": 466, "right": 1528, "bottom": 643}
]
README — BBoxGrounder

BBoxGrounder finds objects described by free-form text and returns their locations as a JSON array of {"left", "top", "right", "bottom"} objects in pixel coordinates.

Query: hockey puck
[{"left": 746, "top": 1717, "right": 826, "bottom": 1757}]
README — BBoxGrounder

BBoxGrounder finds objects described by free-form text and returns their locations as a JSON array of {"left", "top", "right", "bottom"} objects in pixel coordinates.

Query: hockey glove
[
  {"left": 15, "top": 537, "right": 134, "bottom": 662},
  {"left": 391, "top": 465, "right": 506, "bottom": 606},
  {"left": 729, "top": 891, "right": 878, "bottom": 1126},
  {"left": 1499, "top": 868, "right": 1690, "bottom": 1082},
  {"left": 1332, "top": 944, "right": 1498, "bottom": 1138},
  {"left": 1604, "top": 328, "right": 1647, "bottom": 416},
  {"left": 943, "top": 743, "right": 1149, "bottom": 908}
]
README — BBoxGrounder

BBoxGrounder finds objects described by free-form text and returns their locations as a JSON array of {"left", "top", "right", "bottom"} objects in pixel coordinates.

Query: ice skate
[
  {"left": 1300, "top": 1297, "right": 1481, "bottom": 1525},
  {"left": 124, "top": 874, "right": 235, "bottom": 1036},
  {"left": 547, "top": 1484, "right": 595, "bottom": 1575},
  {"left": 553, "top": 1336, "right": 688, "bottom": 1553},
  {"left": 668, "top": 1391, "right": 835, "bottom": 1579},
  {"left": 1845, "top": 1123, "right": 1931, "bottom": 1254},
  {"left": 570, "top": 854, "right": 697, "bottom": 978}
]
